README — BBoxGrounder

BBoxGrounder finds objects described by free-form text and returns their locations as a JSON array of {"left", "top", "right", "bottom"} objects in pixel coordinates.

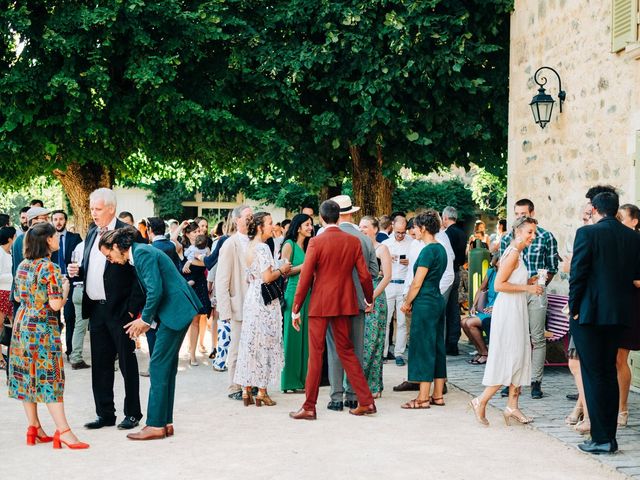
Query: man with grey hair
[
  {"left": 215, "top": 204, "right": 253, "bottom": 399},
  {"left": 442, "top": 206, "right": 467, "bottom": 356},
  {"left": 67, "top": 188, "right": 145, "bottom": 430}
]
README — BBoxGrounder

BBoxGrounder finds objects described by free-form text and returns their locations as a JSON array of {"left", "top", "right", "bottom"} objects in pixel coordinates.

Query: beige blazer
[{"left": 215, "top": 234, "right": 248, "bottom": 322}]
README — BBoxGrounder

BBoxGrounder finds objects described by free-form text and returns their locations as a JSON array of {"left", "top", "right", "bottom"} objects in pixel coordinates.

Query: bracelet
[{"left": 276, "top": 268, "right": 282, "bottom": 276}]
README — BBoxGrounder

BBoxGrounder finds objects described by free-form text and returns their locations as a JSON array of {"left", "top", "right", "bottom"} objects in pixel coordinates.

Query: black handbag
[
  {"left": 0, "top": 323, "right": 12, "bottom": 347},
  {"left": 261, "top": 277, "right": 285, "bottom": 306}
]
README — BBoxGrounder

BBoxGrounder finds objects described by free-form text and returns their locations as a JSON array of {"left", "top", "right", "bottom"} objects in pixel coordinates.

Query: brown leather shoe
[
  {"left": 165, "top": 424, "right": 174, "bottom": 437},
  {"left": 393, "top": 381, "right": 419, "bottom": 392},
  {"left": 126, "top": 426, "right": 166, "bottom": 441},
  {"left": 349, "top": 403, "right": 377, "bottom": 416},
  {"left": 289, "top": 408, "right": 317, "bottom": 420}
]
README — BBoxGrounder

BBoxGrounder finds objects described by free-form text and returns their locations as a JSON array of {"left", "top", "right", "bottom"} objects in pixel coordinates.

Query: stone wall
[{"left": 508, "top": 0, "right": 640, "bottom": 292}]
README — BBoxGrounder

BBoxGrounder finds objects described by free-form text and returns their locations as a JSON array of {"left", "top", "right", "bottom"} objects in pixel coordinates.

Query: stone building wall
[{"left": 508, "top": 0, "right": 640, "bottom": 292}]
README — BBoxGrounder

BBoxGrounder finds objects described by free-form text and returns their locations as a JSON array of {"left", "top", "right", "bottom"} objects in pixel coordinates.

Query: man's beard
[
  {"left": 56, "top": 226, "right": 65, "bottom": 233},
  {"left": 21, "top": 223, "right": 28, "bottom": 232}
]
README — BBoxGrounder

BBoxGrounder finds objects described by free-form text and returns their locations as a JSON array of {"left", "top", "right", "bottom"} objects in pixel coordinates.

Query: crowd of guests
[{"left": 1, "top": 183, "right": 639, "bottom": 455}]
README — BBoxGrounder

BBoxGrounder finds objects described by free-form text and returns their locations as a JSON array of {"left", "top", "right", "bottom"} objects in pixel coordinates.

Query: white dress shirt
[
  {"left": 0, "top": 246, "right": 12, "bottom": 291},
  {"left": 403, "top": 239, "right": 425, "bottom": 295},
  {"left": 435, "top": 230, "right": 455, "bottom": 294},
  {"left": 85, "top": 217, "right": 117, "bottom": 301},
  {"left": 382, "top": 234, "right": 413, "bottom": 281}
]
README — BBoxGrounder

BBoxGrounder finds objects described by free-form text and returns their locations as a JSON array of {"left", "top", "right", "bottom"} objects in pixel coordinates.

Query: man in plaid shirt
[{"left": 500, "top": 198, "right": 558, "bottom": 399}]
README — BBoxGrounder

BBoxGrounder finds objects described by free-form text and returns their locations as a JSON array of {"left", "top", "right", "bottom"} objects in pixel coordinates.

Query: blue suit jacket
[{"left": 132, "top": 243, "right": 202, "bottom": 331}]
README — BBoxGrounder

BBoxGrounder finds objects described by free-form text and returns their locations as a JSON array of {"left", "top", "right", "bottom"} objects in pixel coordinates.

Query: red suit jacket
[{"left": 292, "top": 226, "right": 373, "bottom": 317}]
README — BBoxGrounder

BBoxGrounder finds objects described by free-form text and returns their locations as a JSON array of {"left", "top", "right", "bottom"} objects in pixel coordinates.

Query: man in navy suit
[
  {"left": 570, "top": 191, "right": 640, "bottom": 454},
  {"left": 68, "top": 189, "right": 145, "bottom": 431},
  {"left": 51, "top": 210, "right": 83, "bottom": 363}
]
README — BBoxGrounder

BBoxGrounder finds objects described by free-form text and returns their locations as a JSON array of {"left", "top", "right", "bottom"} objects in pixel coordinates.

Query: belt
[
  {"left": 92, "top": 299, "right": 107, "bottom": 305},
  {"left": 390, "top": 279, "right": 405, "bottom": 284}
]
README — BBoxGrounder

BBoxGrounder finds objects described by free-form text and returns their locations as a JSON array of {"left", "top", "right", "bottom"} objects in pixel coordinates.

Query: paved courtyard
[{"left": 0, "top": 333, "right": 633, "bottom": 480}]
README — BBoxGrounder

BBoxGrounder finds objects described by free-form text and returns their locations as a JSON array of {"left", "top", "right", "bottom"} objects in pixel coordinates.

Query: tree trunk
[
  {"left": 52, "top": 162, "right": 114, "bottom": 236},
  {"left": 319, "top": 183, "right": 343, "bottom": 202},
  {"left": 350, "top": 144, "right": 393, "bottom": 220}
]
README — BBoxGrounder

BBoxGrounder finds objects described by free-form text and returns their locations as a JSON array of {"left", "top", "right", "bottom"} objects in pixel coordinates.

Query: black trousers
[
  {"left": 445, "top": 269, "right": 461, "bottom": 348},
  {"left": 571, "top": 321, "right": 621, "bottom": 443},
  {"left": 89, "top": 302, "right": 142, "bottom": 421},
  {"left": 63, "top": 283, "right": 76, "bottom": 356}
]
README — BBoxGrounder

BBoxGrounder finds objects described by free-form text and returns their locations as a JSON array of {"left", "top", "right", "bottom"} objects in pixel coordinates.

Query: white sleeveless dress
[{"left": 482, "top": 246, "right": 532, "bottom": 387}]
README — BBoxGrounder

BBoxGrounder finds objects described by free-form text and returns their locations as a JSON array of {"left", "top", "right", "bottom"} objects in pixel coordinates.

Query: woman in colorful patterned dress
[
  {"left": 359, "top": 216, "right": 391, "bottom": 397},
  {"left": 9, "top": 223, "right": 88, "bottom": 449}
]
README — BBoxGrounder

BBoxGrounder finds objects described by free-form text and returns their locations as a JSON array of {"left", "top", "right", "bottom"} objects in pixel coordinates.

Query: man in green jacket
[{"left": 99, "top": 227, "right": 202, "bottom": 440}]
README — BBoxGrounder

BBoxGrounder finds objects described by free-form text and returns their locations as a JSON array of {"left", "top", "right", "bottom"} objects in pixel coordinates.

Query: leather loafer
[
  {"left": 126, "top": 426, "right": 166, "bottom": 441},
  {"left": 393, "top": 381, "right": 419, "bottom": 392},
  {"left": 566, "top": 393, "right": 579, "bottom": 401},
  {"left": 289, "top": 408, "right": 317, "bottom": 420},
  {"left": 117, "top": 416, "right": 140, "bottom": 430},
  {"left": 349, "top": 403, "right": 377, "bottom": 416},
  {"left": 344, "top": 400, "right": 358, "bottom": 409},
  {"left": 165, "top": 424, "right": 174, "bottom": 437},
  {"left": 327, "top": 401, "right": 344, "bottom": 411},
  {"left": 71, "top": 360, "right": 91, "bottom": 370},
  {"left": 577, "top": 439, "right": 618, "bottom": 454},
  {"left": 84, "top": 417, "right": 116, "bottom": 429}
]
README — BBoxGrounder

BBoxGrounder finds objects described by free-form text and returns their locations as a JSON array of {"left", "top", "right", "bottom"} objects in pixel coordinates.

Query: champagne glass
[
  {"left": 537, "top": 268, "right": 548, "bottom": 308},
  {"left": 68, "top": 249, "right": 80, "bottom": 278}
]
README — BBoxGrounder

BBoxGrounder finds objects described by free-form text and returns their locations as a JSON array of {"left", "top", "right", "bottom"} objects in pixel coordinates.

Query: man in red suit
[{"left": 289, "top": 200, "right": 376, "bottom": 420}]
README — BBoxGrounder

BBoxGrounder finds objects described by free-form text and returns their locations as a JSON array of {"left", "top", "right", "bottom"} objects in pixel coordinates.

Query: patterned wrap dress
[
  {"left": 234, "top": 243, "right": 284, "bottom": 389},
  {"left": 363, "top": 275, "right": 388, "bottom": 395},
  {"left": 9, "top": 258, "right": 64, "bottom": 403}
]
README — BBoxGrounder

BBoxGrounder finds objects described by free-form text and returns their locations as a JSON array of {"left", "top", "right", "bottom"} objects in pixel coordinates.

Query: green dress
[
  {"left": 408, "top": 242, "right": 448, "bottom": 383},
  {"left": 281, "top": 240, "right": 310, "bottom": 391}
]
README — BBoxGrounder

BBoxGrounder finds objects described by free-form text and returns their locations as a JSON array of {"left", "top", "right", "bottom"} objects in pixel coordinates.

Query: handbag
[
  {"left": 261, "top": 277, "right": 285, "bottom": 306},
  {"left": 0, "top": 322, "right": 12, "bottom": 347}
]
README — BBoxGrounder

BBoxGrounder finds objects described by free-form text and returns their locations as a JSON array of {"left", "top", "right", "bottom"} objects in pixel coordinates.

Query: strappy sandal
[
  {"left": 475, "top": 355, "right": 488, "bottom": 365},
  {"left": 467, "top": 355, "right": 481, "bottom": 364},
  {"left": 429, "top": 396, "right": 445, "bottom": 406},
  {"left": 401, "top": 398, "right": 430, "bottom": 409}
]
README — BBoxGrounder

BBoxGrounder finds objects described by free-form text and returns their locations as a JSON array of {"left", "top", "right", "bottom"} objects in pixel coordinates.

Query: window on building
[{"left": 612, "top": 0, "right": 640, "bottom": 52}]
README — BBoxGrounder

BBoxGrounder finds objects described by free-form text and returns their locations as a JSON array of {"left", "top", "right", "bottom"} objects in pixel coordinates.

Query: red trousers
[{"left": 303, "top": 315, "right": 373, "bottom": 411}]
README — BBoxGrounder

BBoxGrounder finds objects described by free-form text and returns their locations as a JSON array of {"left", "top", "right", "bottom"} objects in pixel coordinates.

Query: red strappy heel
[
  {"left": 26, "top": 426, "right": 53, "bottom": 445},
  {"left": 52, "top": 429, "right": 90, "bottom": 449}
]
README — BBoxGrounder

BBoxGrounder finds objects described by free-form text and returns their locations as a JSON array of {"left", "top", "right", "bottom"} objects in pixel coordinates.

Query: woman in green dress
[
  {"left": 280, "top": 214, "right": 314, "bottom": 392},
  {"left": 359, "top": 216, "right": 391, "bottom": 397},
  {"left": 400, "top": 210, "right": 448, "bottom": 409}
]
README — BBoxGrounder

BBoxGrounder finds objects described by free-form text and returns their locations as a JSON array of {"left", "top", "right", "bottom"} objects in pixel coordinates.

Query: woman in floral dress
[
  {"left": 234, "top": 212, "right": 291, "bottom": 406},
  {"left": 9, "top": 223, "right": 88, "bottom": 449},
  {"left": 359, "top": 216, "right": 391, "bottom": 397}
]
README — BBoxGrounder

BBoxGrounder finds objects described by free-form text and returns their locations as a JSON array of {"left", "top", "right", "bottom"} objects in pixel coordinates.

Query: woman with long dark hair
[
  {"left": 616, "top": 204, "right": 640, "bottom": 428},
  {"left": 280, "top": 213, "right": 314, "bottom": 392},
  {"left": 9, "top": 223, "right": 88, "bottom": 449},
  {"left": 181, "top": 221, "right": 211, "bottom": 366},
  {"left": 234, "top": 212, "right": 291, "bottom": 406}
]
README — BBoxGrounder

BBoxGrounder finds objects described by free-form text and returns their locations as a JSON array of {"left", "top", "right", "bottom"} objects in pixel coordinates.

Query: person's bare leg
[
  {"left": 210, "top": 309, "right": 218, "bottom": 353},
  {"left": 188, "top": 317, "right": 200, "bottom": 363},
  {"left": 23, "top": 401, "right": 40, "bottom": 427},
  {"left": 617, "top": 348, "right": 631, "bottom": 416},
  {"left": 198, "top": 315, "right": 207, "bottom": 352},
  {"left": 45, "top": 402, "right": 83, "bottom": 444},
  {"left": 569, "top": 357, "right": 589, "bottom": 418},
  {"left": 466, "top": 317, "right": 488, "bottom": 357},
  {"left": 432, "top": 378, "right": 445, "bottom": 400},
  {"left": 476, "top": 385, "right": 502, "bottom": 418},
  {"left": 418, "top": 381, "right": 431, "bottom": 402}
]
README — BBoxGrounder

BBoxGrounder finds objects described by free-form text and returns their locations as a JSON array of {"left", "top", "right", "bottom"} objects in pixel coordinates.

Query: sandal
[
  {"left": 475, "top": 355, "right": 488, "bottom": 365},
  {"left": 565, "top": 406, "right": 584, "bottom": 425},
  {"left": 429, "top": 396, "right": 445, "bottom": 406},
  {"left": 467, "top": 355, "right": 481, "bottom": 364},
  {"left": 401, "top": 398, "right": 430, "bottom": 409}
]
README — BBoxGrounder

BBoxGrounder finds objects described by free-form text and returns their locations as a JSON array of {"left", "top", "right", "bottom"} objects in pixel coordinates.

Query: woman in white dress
[
  {"left": 234, "top": 212, "right": 291, "bottom": 407},
  {"left": 469, "top": 216, "right": 543, "bottom": 426}
]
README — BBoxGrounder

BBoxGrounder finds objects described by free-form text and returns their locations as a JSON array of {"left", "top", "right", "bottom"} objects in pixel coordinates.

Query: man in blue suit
[{"left": 99, "top": 227, "right": 201, "bottom": 440}]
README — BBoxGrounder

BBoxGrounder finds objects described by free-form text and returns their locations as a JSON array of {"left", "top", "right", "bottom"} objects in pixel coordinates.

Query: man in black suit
[
  {"left": 442, "top": 206, "right": 467, "bottom": 356},
  {"left": 68, "top": 188, "right": 145, "bottom": 431},
  {"left": 51, "top": 210, "right": 83, "bottom": 364},
  {"left": 569, "top": 191, "right": 640, "bottom": 454}
]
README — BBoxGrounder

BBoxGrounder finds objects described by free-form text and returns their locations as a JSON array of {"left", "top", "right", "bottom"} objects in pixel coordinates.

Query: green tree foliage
[
  {"left": 393, "top": 178, "right": 476, "bottom": 219},
  {"left": 0, "top": 177, "right": 64, "bottom": 222},
  {"left": 470, "top": 167, "right": 507, "bottom": 217}
]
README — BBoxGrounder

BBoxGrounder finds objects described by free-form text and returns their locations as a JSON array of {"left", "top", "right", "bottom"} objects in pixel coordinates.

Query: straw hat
[{"left": 330, "top": 195, "right": 360, "bottom": 215}]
